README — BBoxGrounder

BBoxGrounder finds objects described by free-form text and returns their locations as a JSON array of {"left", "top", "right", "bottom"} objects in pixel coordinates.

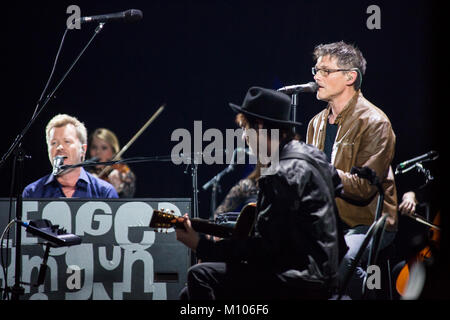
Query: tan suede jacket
[{"left": 306, "top": 91, "right": 398, "bottom": 231}]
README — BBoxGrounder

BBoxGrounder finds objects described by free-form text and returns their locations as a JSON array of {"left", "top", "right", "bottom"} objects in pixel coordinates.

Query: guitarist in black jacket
[{"left": 175, "top": 87, "right": 346, "bottom": 300}]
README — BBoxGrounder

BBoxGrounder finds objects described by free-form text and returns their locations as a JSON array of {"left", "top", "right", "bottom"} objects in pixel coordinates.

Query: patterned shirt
[{"left": 214, "top": 178, "right": 258, "bottom": 217}]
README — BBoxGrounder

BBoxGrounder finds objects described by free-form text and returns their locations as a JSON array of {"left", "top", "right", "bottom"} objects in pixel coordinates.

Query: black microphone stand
[
  {"left": 395, "top": 161, "right": 438, "bottom": 228},
  {"left": 210, "top": 181, "right": 220, "bottom": 221},
  {"left": 10, "top": 147, "right": 26, "bottom": 300},
  {"left": 180, "top": 154, "right": 200, "bottom": 266},
  {"left": 189, "top": 160, "right": 199, "bottom": 266},
  {"left": 35, "top": 244, "right": 51, "bottom": 287},
  {"left": 58, "top": 155, "right": 175, "bottom": 176},
  {"left": 60, "top": 154, "right": 200, "bottom": 219},
  {"left": 0, "top": 23, "right": 106, "bottom": 300},
  {"left": 185, "top": 157, "right": 200, "bottom": 220},
  {"left": 415, "top": 162, "right": 434, "bottom": 189},
  {"left": 202, "top": 166, "right": 233, "bottom": 220},
  {"left": 201, "top": 148, "right": 243, "bottom": 220},
  {"left": 291, "top": 93, "right": 298, "bottom": 133}
]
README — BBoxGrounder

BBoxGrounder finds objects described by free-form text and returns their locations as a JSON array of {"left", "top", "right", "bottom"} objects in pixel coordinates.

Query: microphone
[
  {"left": 77, "top": 9, "right": 143, "bottom": 24},
  {"left": 202, "top": 148, "right": 250, "bottom": 190},
  {"left": 52, "top": 156, "right": 67, "bottom": 176},
  {"left": 396, "top": 151, "right": 439, "bottom": 172},
  {"left": 226, "top": 147, "right": 250, "bottom": 173},
  {"left": 277, "top": 82, "right": 319, "bottom": 94},
  {"left": 224, "top": 147, "right": 251, "bottom": 175}
]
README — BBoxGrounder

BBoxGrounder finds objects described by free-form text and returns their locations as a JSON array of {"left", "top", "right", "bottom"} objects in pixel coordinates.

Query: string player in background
[
  {"left": 393, "top": 151, "right": 443, "bottom": 298},
  {"left": 88, "top": 128, "right": 136, "bottom": 198}
]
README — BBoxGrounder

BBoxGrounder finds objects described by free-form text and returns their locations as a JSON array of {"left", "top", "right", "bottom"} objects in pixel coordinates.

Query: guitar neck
[
  {"left": 184, "top": 218, "right": 234, "bottom": 238},
  {"left": 151, "top": 203, "right": 257, "bottom": 239}
]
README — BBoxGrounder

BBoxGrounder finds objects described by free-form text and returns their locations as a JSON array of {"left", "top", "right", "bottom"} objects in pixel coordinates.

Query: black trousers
[{"left": 180, "top": 262, "right": 332, "bottom": 300}]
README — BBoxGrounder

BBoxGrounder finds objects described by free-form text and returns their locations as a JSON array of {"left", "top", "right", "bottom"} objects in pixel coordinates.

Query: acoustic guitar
[{"left": 149, "top": 203, "right": 257, "bottom": 240}]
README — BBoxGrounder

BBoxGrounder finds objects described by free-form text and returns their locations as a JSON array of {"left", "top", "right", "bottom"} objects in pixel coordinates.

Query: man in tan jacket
[{"left": 306, "top": 41, "right": 397, "bottom": 299}]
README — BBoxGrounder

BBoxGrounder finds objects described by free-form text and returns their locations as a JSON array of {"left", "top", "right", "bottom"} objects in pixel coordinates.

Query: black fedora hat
[{"left": 229, "top": 87, "right": 303, "bottom": 126}]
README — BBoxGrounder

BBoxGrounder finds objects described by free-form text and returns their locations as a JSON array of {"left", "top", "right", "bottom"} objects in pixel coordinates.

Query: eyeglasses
[{"left": 312, "top": 67, "right": 355, "bottom": 77}]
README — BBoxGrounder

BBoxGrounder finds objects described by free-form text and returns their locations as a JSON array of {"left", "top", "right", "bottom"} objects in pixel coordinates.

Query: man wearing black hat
[{"left": 175, "top": 87, "right": 346, "bottom": 300}]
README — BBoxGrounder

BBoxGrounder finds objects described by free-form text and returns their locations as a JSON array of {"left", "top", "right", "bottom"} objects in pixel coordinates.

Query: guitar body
[
  {"left": 230, "top": 202, "right": 257, "bottom": 240},
  {"left": 149, "top": 203, "right": 258, "bottom": 239}
]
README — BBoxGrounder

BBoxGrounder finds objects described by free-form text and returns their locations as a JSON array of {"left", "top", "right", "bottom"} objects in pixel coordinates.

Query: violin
[
  {"left": 97, "top": 163, "right": 131, "bottom": 183},
  {"left": 395, "top": 211, "right": 441, "bottom": 296}
]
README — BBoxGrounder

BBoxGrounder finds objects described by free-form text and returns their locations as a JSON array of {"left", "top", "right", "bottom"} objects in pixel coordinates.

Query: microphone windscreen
[
  {"left": 125, "top": 9, "right": 143, "bottom": 22},
  {"left": 308, "top": 82, "right": 319, "bottom": 92}
]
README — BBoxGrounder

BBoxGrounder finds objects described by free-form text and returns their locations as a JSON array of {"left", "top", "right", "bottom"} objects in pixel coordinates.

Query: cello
[
  {"left": 394, "top": 153, "right": 440, "bottom": 297},
  {"left": 395, "top": 210, "right": 441, "bottom": 297}
]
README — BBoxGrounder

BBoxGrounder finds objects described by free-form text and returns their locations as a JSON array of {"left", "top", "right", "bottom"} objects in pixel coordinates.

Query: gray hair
[{"left": 313, "top": 41, "right": 367, "bottom": 89}]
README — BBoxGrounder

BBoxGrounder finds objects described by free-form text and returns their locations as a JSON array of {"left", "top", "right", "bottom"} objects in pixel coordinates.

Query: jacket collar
[{"left": 324, "top": 90, "right": 361, "bottom": 126}]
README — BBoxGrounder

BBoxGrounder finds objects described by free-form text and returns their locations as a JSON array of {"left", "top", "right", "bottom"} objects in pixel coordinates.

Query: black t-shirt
[{"left": 324, "top": 122, "right": 338, "bottom": 163}]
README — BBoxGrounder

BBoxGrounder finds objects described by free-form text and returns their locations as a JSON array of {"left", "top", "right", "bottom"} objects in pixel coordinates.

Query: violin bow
[
  {"left": 98, "top": 103, "right": 166, "bottom": 178},
  {"left": 407, "top": 213, "right": 440, "bottom": 231}
]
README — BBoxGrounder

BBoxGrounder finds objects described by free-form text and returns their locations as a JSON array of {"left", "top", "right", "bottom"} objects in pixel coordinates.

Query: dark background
[{"left": 0, "top": 0, "right": 446, "bottom": 299}]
